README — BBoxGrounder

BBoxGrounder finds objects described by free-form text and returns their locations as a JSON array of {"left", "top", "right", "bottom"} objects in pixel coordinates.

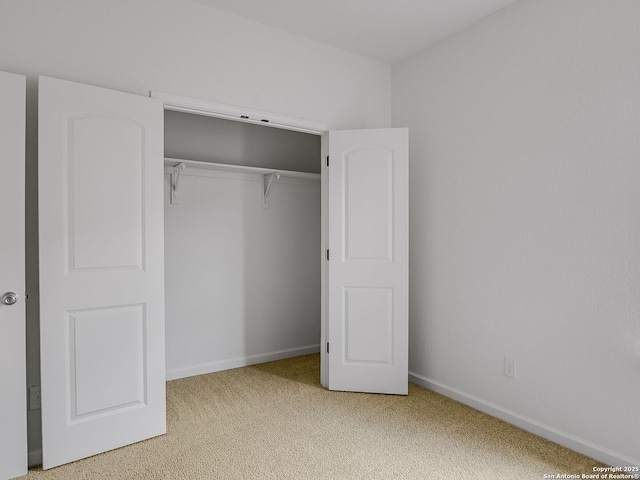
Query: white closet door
[
  {"left": 38, "top": 76, "right": 166, "bottom": 469},
  {"left": 0, "top": 71, "right": 27, "bottom": 480},
  {"left": 327, "top": 128, "right": 408, "bottom": 394}
]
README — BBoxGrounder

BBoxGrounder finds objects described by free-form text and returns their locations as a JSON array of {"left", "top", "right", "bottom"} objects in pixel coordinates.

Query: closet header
[{"left": 152, "top": 91, "right": 332, "bottom": 135}]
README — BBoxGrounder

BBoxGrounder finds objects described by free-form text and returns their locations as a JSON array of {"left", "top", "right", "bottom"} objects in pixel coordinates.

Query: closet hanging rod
[{"left": 164, "top": 158, "right": 320, "bottom": 180}]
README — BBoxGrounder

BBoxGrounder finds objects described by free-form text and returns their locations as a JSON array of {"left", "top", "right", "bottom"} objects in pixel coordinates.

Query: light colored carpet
[{"left": 26, "top": 354, "right": 602, "bottom": 479}]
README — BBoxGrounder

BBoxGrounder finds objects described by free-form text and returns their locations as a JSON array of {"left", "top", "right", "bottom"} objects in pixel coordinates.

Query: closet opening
[{"left": 162, "top": 110, "right": 323, "bottom": 381}]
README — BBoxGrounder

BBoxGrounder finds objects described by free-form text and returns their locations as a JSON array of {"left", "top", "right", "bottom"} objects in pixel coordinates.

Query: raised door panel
[
  {"left": 344, "top": 147, "right": 393, "bottom": 261},
  {"left": 67, "top": 115, "right": 144, "bottom": 271},
  {"left": 69, "top": 305, "right": 146, "bottom": 418},
  {"left": 344, "top": 287, "right": 393, "bottom": 364}
]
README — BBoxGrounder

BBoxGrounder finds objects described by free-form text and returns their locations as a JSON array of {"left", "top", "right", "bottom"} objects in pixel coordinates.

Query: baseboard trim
[
  {"left": 408, "top": 371, "right": 639, "bottom": 468},
  {"left": 166, "top": 345, "right": 321, "bottom": 381}
]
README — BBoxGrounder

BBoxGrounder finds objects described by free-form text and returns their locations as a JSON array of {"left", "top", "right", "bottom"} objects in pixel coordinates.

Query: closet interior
[{"left": 163, "top": 111, "right": 322, "bottom": 380}]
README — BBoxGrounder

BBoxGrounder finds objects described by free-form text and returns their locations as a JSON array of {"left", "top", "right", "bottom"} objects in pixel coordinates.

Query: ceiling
[{"left": 193, "top": 0, "right": 519, "bottom": 64}]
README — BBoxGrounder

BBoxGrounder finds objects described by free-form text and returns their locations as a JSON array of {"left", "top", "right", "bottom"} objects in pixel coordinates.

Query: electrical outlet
[
  {"left": 504, "top": 357, "right": 517, "bottom": 379},
  {"left": 29, "top": 385, "right": 41, "bottom": 410}
]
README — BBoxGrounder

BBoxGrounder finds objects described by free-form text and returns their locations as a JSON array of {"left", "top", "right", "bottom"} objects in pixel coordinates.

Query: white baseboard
[
  {"left": 166, "top": 344, "right": 321, "bottom": 381},
  {"left": 408, "top": 371, "right": 639, "bottom": 468}
]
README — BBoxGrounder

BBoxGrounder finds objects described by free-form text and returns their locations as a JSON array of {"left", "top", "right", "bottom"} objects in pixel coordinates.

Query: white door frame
[{"left": 150, "top": 91, "right": 333, "bottom": 387}]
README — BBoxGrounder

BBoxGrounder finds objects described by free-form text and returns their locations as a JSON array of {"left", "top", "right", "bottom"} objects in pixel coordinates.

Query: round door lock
[{"left": 2, "top": 292, "right": 19, "bottom": 306}]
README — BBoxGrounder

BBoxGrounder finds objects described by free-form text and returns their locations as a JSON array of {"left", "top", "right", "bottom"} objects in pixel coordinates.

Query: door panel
[
  {"left": 70, "top": 305, "right": 146, "bottom": 417},
  {"left": 328, "top": 128, "right": 408, "bottom": 395},
  {"left": 344, "top": 287, "right": 393, "bottom": 363},
  {"left": 344, "top": 147, "right": 393, "bottom": 260},
  {"left": 38, "top": 76, "right": 165, "bottom": 469},
  {"left": 0, "top": 70, "right": 27, "bottom": 480},
  {"left": 68, "top": 115, "right": 144, "bottom": 270}
]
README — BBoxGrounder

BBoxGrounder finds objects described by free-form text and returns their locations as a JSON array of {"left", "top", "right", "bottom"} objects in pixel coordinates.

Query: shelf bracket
[
  {"left": 171, "top": 162, "right": 187, "bottom": 205},
  {"left": 262, "top": 172, "right": 280, "bottom": 209}
]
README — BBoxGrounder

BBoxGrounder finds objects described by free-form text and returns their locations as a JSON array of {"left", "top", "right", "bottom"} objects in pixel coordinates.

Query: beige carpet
[{"left": 27, "top": 354, "right": 602, "bottom": 479}]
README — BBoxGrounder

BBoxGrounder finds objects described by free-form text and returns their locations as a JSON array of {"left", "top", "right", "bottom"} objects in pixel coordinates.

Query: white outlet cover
[{"left": 504, "top": 357, "right": 517, "bottom": 379}]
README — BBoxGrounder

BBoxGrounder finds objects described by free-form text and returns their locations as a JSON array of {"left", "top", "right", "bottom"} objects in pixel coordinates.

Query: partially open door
[
  {"left": 0, "top": 71, "right": 27, "bottom": 480},
  {"left": 38, "top": 76, "right": 166, "bottom": 468},
  {"left": 327, "top": 128, "right": 408, "bottom": 395}
]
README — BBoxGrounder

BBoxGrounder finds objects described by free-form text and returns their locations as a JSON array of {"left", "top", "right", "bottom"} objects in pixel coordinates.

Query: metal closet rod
[{"left": 164, "top": 157, "right": 321, "bottom": 180}]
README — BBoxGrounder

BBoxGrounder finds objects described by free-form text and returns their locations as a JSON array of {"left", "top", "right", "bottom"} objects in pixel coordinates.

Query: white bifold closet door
[
  {"left": 38, "top": 76, "right": 166, "bottom": 469},
  {"left": 0, "top": 70, "right": 27, "bottom": 480},
  {"left": 327, "top": 128, "right": 409, "bottom": 395}
]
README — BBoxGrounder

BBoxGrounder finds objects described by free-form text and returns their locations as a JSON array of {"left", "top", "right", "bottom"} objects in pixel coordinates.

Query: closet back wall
[
  {"left": 165, "top": 111, "right": 321, "bottom": 173},
  {"left": 164, "top": 113, "right": 321, "bottom": 379}
]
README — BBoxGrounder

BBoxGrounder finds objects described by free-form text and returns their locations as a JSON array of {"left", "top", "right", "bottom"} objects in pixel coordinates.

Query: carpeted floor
[{"left": 26, "top": 354, "right": 603, "bottom": 479}]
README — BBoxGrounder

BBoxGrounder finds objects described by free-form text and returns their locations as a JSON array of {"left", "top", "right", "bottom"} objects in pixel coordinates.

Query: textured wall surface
[{"left": 393, "top": 0, "right": 640, "bottom": 465}]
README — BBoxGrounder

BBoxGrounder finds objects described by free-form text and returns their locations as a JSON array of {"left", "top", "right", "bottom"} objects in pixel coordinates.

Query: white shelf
[
  {"left": 164, "top": 158, "right": 320, "bottom": 180},
  {"left": 164, "top": 157, "right": 320, "bottom": 207}
]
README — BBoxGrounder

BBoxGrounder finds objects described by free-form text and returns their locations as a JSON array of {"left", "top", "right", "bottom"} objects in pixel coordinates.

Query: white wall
[
  {"left": 393, "top": 0, "right": 640, "bottom": 466},
  {"left": 0, "top": 0, "right": 390, "bottom": 465},
  {"left": 164, "top": 169, "right": 321, "bottom": 379},
  {"left": 0, "top": 0, "right": 390, "bottom": 129}
]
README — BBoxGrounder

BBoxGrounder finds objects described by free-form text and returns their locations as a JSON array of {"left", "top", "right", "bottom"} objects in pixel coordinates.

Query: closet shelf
[
  {"left": 164, "top": 158, "right": 320, "bottom": 208},
  {"left": 164, "top": 158, "right": 321, "bottom": 180}
]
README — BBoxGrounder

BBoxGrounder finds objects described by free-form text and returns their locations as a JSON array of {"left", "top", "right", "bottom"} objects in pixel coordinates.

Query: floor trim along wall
[
  {"left": 166, "top": 345, "right": 321, "bottom": 381},
  {"left": 408, "top": 371, "right": 638, "bottom": 468}
]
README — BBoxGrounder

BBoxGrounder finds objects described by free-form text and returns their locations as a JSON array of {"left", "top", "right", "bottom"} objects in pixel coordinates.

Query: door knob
[{"left": 2, "top": 292, "right": 19, "bottom": 306}]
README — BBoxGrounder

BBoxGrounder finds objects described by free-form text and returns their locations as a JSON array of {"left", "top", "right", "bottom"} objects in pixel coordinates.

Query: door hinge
[
  {"left": 326, "top": 342, "right": 329, "bottom": 354},
  {"left": 326, "top": 249, "right": 330, "bottom": 261},
  {"left": 326, "top": 155, "right": 329, "bottom": 167}
]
